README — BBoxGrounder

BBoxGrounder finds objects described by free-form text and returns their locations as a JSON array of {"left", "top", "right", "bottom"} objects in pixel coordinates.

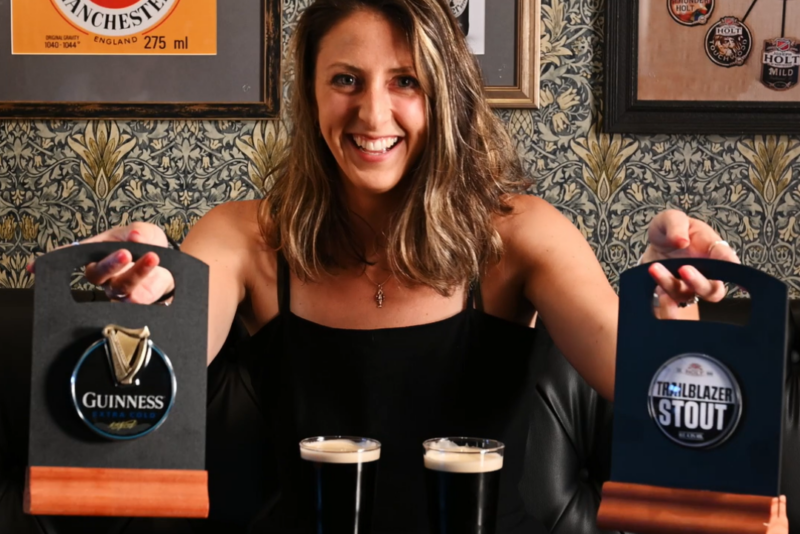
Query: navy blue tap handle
[{"left": 621, "top": 258, "right": 788, "bottom": 336}]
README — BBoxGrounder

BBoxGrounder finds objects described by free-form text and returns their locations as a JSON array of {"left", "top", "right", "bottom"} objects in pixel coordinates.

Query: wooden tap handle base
[
  {"left": 24, "top": 466, "right": 209, "bottom": 518},
  {"left": 597, "top": 481, "right": 773, "bottom": 534}
]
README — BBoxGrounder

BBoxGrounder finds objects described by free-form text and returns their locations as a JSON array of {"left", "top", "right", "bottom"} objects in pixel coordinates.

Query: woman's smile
[{"left": 347, "top": 134, "right": 404, "bottom": 163}]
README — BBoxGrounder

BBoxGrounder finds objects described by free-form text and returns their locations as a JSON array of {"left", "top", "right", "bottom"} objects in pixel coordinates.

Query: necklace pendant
[{"left": 375, "top": 285, "right": 385, "bottom": 308}]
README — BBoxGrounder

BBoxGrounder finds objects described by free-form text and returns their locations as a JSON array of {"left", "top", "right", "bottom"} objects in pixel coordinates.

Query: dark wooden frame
[
  {"left": 0, "top": 0, "right": 281, "bottom": 119},
  {"left": 605, "top": 0, "right": 800, "bottom": 135}
]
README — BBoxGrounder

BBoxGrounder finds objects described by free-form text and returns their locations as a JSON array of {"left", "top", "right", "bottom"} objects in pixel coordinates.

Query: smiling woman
[
  {"left": 314, "top": 10, "right": 428, "bottom": 196},
  {"left": 265, "top": 0, "right": 526, "bottom": 297},
  {"left": 63, "top": 0, "right": 754, "bottom": 532}
]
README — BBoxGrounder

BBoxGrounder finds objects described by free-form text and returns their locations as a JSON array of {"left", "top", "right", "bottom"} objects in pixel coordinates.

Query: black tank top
[{"left": 244, "top": 255, "right": 547, "bottom": 534}]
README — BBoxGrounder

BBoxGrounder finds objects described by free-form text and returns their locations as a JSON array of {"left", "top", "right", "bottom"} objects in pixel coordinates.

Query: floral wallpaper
[{"left": 2, "top": 0, "right": 800, "bottom": 293}]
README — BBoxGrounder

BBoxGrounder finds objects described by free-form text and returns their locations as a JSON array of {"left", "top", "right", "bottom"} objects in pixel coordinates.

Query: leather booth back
[{"left": 1, "top": 289, "right": 798, "bottom": 533}]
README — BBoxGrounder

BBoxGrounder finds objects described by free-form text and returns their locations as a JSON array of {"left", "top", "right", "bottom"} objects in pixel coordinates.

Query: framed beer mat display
[
  {"left": 605, "top": 0, "right": 800, "bottom": 134},
  {"left": 0, "top": 0, "right": 280, "bottom": 119},
  {"left": 451, "top": 0, "right": 540, "bottom": 108}
]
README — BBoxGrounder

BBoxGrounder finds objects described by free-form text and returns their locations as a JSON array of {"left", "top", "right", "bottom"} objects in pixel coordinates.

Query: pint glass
[
  {"left": 424, "top": 437, "right": 504, "bottom": 534},
  {"left": 299, "top": 436, "right": 381, "bottom": 533}
]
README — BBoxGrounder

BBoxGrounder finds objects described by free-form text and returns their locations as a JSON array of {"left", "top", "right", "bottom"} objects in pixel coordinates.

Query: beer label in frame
[
  {"left": 668, "top": 0, "right": 714, "bottom": 26},
  {"left": 648, "top": 353, "right": 743, "bottom": 449},
  {"left": 761, "top": 37, "right": 800, "bottom": 90},
  {"left": 705, "top": 16, "right": 753, "bottom": 67},
  {"left": 449, "top": 0, "right": 468, "bottom": 18}
]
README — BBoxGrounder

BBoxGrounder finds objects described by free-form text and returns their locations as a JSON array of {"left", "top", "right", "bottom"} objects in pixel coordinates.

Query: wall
[{"left": 1, "top": 0, "right": 799, "bottom": 291}]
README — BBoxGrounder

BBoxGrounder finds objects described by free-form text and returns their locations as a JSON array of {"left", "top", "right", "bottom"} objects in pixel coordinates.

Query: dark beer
[
  {"left": 299, "top": 436, "right": 381, "bottom": 534},
  {"left": 450, "top": 0, "right": 469, "bottom": 36},
  {"left": 423, "top": 438, "right": 504, "bottom": 534}
]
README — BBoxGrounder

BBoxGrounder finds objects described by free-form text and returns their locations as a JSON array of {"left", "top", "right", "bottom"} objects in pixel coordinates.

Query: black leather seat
[{"left": 1, "top": 289, "right": 797, "bottom": 533}]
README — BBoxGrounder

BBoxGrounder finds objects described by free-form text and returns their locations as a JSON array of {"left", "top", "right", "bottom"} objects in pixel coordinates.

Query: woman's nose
[{"left": 357, "top": 84, "right": 391, "bottom": 128}]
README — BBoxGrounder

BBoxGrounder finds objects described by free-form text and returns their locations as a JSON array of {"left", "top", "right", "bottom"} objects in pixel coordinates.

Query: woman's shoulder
[
  {"left": 493, "top": 194, "right": 591, "bottom": 266},
  {"left": 184, "top": 199, "right": 271, "bottom": 256},
  {"left": 494, "top": 194, "right": 568, "bottom": 238}
]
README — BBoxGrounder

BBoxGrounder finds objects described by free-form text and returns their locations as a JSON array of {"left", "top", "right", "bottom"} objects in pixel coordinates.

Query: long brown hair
[{"left": 260, "top": 0, "right": 530, "bottom": 295}]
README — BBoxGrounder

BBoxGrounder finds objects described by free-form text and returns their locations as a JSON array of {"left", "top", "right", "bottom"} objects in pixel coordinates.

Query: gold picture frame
[{"left": 484, "top": 0, "right": 541, "bottom": 109}]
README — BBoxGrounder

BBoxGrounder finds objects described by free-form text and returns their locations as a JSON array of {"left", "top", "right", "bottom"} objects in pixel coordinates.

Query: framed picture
[
  {"left": 0, "top": 0, "right": 281, "bottom": 119},
  {"left": 457, "top": 0, "right": 540, "bottom": 108},
  {"left": 606, "top": 0, "right": 800, "bottom": 134}
]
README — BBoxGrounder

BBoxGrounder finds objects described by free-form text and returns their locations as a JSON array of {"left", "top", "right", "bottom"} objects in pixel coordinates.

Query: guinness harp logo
[{"left": 71, "top": 325, "right": 176, "bottom": 440}]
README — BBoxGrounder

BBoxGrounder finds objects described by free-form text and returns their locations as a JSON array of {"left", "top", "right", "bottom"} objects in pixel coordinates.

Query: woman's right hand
[
  {"left": 28, "top": 222, "right": 175, "bottom": 304},
  {"left": 766, "top": 495, "right": 789, "bottom": 534}
]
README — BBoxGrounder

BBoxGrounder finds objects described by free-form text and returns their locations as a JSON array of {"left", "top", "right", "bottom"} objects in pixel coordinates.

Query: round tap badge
[
  {"left": 705, "top": 17, "right": 753, "bottom": 67},
  {"left": 52, "top": 0, "right": 179, "bottom": 37},
  {"left": 668, "top": 0, "right": 715, "bottom": 26},
  {"left": 648, "top": 353, "right": 742, "bottom": 448},
  {"left": 761, "top": 38, "right": 800, "bottom": 90},
  {"left": 449, "top": 0, "right": 468, "bottom": 18},
  {"left": 71, "top": 325, "right": 176, "bottom": 440}
]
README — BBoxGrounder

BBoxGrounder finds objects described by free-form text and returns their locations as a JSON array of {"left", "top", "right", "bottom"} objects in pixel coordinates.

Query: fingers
[
  {"left": 88, "top": 252, "right": 161, "bottom": 301},
  {"left": 649, "top": 263, "right": 695, "bottom": 303},
  {"left": 650, "top": 263, "right": 728, "bottom": 305},
  {"left": 648, "top": 210, "right": 691, "bottom": 255},
  {"left": 655, "top": 288, "right": 683, "bottom": 320},
  {"left": 108, "top": 253, "right": 160, "bottom": 298},
  {"left": 686, "top": 218, "right": 741, "bottom": 263},
  {"left": 707, "top": 240, "right": 741, "bottom": 264},
  {"left": 84, "top": 249, "right": 134, "bottom": 286},
  {"left": 678, "top": 266, "right": 727, "bottom": 303},
  {"left": 765, "top": 496, "right": 789, "bottom": 534},
  {"left": 26, "top": 222, "right": 169, "bottom": 274},
  {"left": 79, "top": 222, "right": 167, "bottom": 247}
]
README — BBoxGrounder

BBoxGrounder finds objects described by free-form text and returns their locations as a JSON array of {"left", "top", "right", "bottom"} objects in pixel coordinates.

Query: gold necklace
[{"left": 363, "top": 268, "right": 392, "bottom": 308}]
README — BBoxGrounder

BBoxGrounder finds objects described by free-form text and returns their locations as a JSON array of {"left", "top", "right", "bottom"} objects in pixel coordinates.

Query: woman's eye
[
  {"left": 397, "top": 76, "right": 419, "bottom": 89},
  {"left": 333, "top": 74, "right": 357, "bottom": 86}
]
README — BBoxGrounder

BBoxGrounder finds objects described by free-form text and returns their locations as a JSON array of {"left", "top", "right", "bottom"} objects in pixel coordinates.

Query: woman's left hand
[
  {"left": 765, "top": 495, "right": 789, "bottom": 534},
  {"left": 641, "top": 210, "right": 740, "bottom": 316}
]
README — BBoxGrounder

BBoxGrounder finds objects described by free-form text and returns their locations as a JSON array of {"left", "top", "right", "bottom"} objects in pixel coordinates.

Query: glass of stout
[
  {"left": 299, "top": 436, "right": 381, "bottom": 534},
  {"left": 423, "top": 437, "right": 504, "bottom": 534}
]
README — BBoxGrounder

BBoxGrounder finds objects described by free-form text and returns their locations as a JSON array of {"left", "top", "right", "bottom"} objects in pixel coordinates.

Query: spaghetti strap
[{"left": 277, "top": 252, "right": 290, "bottom": 315}]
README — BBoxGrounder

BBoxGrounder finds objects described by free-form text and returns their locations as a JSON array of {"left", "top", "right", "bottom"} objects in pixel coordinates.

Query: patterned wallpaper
[{"left": 2, "top": 0, "right": 800, "bottom": 292}]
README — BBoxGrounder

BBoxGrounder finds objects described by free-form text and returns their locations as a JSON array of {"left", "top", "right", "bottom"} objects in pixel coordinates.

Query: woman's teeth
[{"left": 352, "top": 135, "right": 399, "bottom": 153}]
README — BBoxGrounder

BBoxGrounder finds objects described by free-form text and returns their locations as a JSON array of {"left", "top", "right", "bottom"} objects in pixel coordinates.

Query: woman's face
[{"left": 314, "top": 9, "right": 427, "bottom": 196}]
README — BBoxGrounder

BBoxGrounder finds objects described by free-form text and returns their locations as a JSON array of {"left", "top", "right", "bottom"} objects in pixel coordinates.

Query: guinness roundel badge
[
  {"left": 71, "top": 325, "right": 176, "bottom": 440},
  {"left": 53, "top": 0, "right": 178, "bottom": 37},
  {"left": 705, "top": 17, "right": 753, "bottom": 67},
  {"left": 761, "top": 38, "right": 800, "bottom": 90},
  {"left": 648, "top": 353, "right": 742, "bottom": 448},
  {"left": 668, "top": 0, "right": 714, "bottom": 26}
]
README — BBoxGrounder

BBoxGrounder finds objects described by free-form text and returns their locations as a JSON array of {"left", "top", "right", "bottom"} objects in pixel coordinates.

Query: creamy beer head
[
  {"left": 299, "top": 436, "right": 381, "bottom": 464},
  {"left": 423, "top": 438, "right": 504, "bottom": 473}
]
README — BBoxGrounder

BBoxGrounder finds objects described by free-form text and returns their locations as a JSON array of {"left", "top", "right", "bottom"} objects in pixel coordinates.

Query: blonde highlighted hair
[{"left": 260, "top": 0, "right": 530, "bottom": 295}]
